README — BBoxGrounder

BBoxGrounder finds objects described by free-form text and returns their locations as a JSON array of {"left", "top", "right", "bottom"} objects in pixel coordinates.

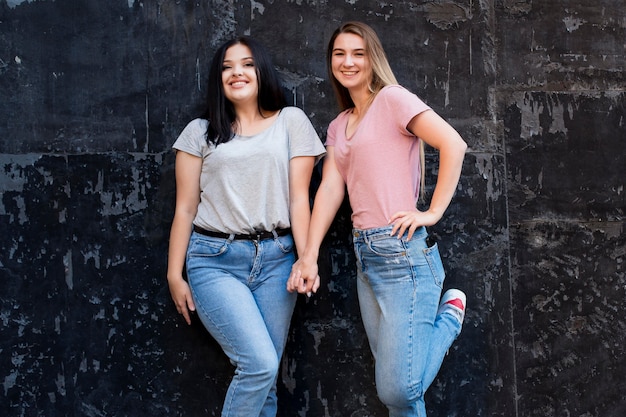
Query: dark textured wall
[{"left": 0, "top": 1, "right": 624, "bottom": 416}]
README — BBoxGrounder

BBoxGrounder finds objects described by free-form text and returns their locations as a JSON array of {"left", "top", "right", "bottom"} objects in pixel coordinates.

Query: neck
[
  {"left": 350, "top": 89, "right": 373, "bottom": 117},
  {"left": 232, "top": 103, "right": 278, "bottom": 136}
]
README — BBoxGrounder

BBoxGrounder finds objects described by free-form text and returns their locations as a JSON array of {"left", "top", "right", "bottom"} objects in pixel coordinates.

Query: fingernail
[{"left": 306, "top": 292, "right": 312, "bottom": 297}]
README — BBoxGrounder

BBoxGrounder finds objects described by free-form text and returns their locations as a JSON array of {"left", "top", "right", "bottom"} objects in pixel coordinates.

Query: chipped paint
[
  {"left": 6, "top": 0, "right": 29, "bottom": 8},
  {"left": 563, "top": 15, "right": 586, "bottom": 32}
]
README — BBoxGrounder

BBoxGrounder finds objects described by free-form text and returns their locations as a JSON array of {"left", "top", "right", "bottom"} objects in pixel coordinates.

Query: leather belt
[{"left": 193, "top": 225, "right": 291, "bottom": 241}]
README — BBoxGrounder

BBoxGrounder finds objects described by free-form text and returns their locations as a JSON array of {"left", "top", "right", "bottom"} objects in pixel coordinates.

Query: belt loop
[
  {"left": 271, "top": 229, "right": 279, "bottom": 239},
  {"left": 227, "top": 233, "right": 235, "bottom": 243}
]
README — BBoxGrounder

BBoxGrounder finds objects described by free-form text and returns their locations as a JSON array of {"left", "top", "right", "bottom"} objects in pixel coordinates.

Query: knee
[
  {"left": 377, "top": 379, "right": 422, "bottom": 409},
  {"left": 242, "top": 352, "right": 279, "bottom": 384}
]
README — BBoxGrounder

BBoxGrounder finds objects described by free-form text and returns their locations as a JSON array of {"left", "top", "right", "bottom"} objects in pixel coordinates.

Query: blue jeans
[
  {"left": 186, "top": 231, "right": 297, "bottom": 417},
  {"left": 353, "top": 226, "right": 462, "bottom": 417}
]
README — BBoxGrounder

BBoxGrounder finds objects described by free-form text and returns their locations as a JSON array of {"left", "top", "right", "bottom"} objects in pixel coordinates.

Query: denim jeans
[
  {"left": 186, "top": 231, "right": 297, "bottom": 417},
  {"left": 353, "top": 225, "right": 462, "bottom": 417}
]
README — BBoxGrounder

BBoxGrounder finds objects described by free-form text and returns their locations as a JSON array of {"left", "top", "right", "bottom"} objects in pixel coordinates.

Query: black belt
[{"left": 193, "top": 225, "right": 291, "bottom": 241}]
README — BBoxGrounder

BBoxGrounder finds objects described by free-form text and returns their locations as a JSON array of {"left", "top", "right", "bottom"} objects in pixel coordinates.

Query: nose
[
  {"left": 233, "top": 65, "right": 243, "bottom": 76},
  {"left": 343, "top": 55, "right": 354, "bottom": 67}
]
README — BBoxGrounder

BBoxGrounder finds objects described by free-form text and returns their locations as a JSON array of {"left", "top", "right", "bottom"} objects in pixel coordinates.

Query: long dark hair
[{"left": 203, "top": 36, "right": 287, "bottom": 145}]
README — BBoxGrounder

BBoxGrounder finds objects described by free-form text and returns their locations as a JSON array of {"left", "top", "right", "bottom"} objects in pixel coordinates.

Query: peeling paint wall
[{"left": 0, "top": 0, "right": 624, "bottom": 416}]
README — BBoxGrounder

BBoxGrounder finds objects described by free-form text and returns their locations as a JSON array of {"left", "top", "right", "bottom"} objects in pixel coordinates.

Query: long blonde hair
[{"left": 326, "top": 21, "right": 426, "bottom": 198}]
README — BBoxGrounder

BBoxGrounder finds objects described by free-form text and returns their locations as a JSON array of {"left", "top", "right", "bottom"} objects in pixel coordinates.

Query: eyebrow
[
  {"left": 223, "top": 56, "right": 254, "bottom": 63},
  {"left": 332, "top": 48, "right": 365, "bottom": 53}
]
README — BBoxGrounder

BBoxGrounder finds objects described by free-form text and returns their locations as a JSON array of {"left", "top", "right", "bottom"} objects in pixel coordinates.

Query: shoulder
[
  {"left": 184, "top": 118, "right": 209, "bottom": 132},
  {"left": 329, "top": 108, "right": 351, "bottom": 127},
  {"left": 279, "top": 107, "right": 318, "bottom": 134},
  {"left": 327, "top": 109, "right": 351, "bottom": 138},
  {"left": 177, "top": 118, "right": 209, "bottom": 140},
  {"left": 280, "top": 106, "right": 308, "bottom": 121},
  {"left": 378, "top": 85, "right": 419, "bottom": 102},
  {"left": 376, "top": 85, "right": 429, "bottom": 111},
  {"left": 173, "top": 118, "right": 210, "bottom": 154}
]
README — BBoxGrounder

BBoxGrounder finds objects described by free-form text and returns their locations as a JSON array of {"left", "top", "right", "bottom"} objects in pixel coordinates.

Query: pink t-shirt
[{"left": 326, "top": 85, "right": 431, "bottom": 229}]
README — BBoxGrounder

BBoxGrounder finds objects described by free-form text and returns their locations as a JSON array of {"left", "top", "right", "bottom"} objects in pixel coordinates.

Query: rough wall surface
[{"left": 0, "top": 1, "right": 623, "bottom": 416}]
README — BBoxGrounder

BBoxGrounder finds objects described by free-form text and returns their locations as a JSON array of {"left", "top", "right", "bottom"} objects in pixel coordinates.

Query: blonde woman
[{"left": 288, "top": 22, "right": 467, "bottom": 417}]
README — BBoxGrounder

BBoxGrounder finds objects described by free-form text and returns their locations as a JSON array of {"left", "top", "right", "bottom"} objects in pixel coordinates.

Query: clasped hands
[{"left": 286, "top": 256, "right": 320, "bottom": 296}]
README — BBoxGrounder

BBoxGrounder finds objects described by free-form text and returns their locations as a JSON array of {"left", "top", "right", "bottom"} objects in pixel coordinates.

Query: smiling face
[
  {"left": 330, "top": 33, "right": 372, "bottom": 94},
  {"left": 221, "top": 43, "right": 258, "bottom": 105}
]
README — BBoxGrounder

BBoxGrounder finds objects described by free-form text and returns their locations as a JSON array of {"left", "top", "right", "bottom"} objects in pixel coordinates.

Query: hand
[
  {"left": 168, "top": 277, "right": 196, "bottom": 325},
  {"left": 287, "top": 257, "right": 320, "bottom": 295},
  {"left": 389, "top": 210, "right": 441, "bottom": 240}
]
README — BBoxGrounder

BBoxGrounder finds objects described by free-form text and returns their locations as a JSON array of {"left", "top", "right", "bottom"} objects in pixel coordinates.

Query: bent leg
[{"left": 186, "top": 236, "right": 280, "bottom": 417}]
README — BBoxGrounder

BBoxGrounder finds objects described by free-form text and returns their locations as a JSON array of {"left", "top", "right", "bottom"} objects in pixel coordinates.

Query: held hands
[
  {"left": 389, "top": 209, "right": 442, "bottom": 240},
  {"left": 168, "top": 277, "right": 196, "bottom": 325},
  {"left": 287, "top": 257, "right": 320, "bottom": 296}
]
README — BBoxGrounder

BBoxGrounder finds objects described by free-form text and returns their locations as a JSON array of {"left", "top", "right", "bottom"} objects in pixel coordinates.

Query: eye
[{"left": 222, "top": 65, "right": 232, "bottom": 71}]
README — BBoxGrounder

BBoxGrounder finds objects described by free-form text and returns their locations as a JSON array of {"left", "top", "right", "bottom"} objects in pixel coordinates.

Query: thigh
[
  {"left": 356, "top": 271, "right": 382, "bottom": 360},
  {"left": 252, "top": 234, "right": 297, "bottom": 356},
  {"left": 186, "top": 234, "right": 275, "bottom": 362},
  {"left": 359, "top": 232, "right": 445, "bottom": 391}
]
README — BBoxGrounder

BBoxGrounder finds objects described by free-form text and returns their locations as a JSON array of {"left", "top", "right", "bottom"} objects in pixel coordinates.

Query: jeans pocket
[
  {"left": 366, "top": 235, "right": 406, "bottom": 258},
  {"left": 188, "top": 235, "right": 230, "bottom": 258},
  {"left": 274, "top": 234, "right": 295, "bottom": 254},
  {"left": 423, "top": 243, "right": 445, "bottom": 288}
]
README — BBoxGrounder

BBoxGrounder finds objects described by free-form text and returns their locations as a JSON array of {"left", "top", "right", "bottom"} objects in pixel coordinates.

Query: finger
[
  {"left": 395, "top": 221, "right": 409, "bottom": 239},
  {"left": 182, "top": 311, "right": 191, "bottom": 325},
  {"left": 293, "top": 270, "right": 310, "bottom": 294},
  {"left": 178, "top": 305, "right": 191, "bottom": 325},
  {"left": 303, "top": 277, "right": 314, "bottom": 293},
  {"left": 187, "top": 296, "right": 196, "bottom": 313},
  {"left": 405, "top": 224, "right": 417, "bottom": 241},
  {"left": 298, "top": 274, "right": 309, "bottom": 293},
  {"left": 312, "top": 275, "right": 321, "bottom": 293},
  {"left": 287, "top": 269, "right": 302, "bottom": 292}
]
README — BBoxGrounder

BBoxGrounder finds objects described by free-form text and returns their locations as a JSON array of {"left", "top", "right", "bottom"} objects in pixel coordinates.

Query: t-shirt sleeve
[
  {"left": 325, "top": 117, "right": 339, "bottom": 147},
  {"left": 284, "top": 107, "right": 326, "bottom": 160},
  {"left": 380, "top": 86, "right": 431, "bottom": 135},
  {"left": 172, "top": 118, "right": 209, "bottom": 157}
]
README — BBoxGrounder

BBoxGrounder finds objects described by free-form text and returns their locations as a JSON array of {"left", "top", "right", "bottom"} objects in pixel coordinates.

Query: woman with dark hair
[
  {"left": 167, "top": 36, "right": 325, "bottom": 417},
  {"left": 288, "top": 22, "right": 467, "bottom": 417}
]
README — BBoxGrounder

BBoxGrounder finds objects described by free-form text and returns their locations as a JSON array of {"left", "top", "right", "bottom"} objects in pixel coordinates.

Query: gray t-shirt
[{"left": 172, "top": 106, "right": 326, "bottom": 234}]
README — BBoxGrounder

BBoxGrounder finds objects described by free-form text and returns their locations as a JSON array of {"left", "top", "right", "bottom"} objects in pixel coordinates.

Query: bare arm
[
  {"left": 167, "top": 151, "right": 202, "bottom": 325},
  {"left": 389, "top": 110, "right": 467, "bottom": 239},
  {"left": 288, "top": 155, "right": 316, "bottom": 257},
  {"left": 287, "top": 147, "right": 346, "bottom": 294}
]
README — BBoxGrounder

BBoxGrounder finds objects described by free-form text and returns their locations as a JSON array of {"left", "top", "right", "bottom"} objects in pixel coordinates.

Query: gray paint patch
[{"left": 6, "top": 0, "right": 30, "bottom": 8}]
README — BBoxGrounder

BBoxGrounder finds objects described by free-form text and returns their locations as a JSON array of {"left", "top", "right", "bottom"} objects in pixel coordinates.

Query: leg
[
  {"left": 250, "top": 235, "right": 298, "bottom": 417},
  {"left": 186, "top": 234, "right": 280, "bottom": 417},
  {"left": 354, "top": 227, "right": 463, "bottom": 417},
  {"left": 355, "top": 245, "right": 382, "bottom": 362}
]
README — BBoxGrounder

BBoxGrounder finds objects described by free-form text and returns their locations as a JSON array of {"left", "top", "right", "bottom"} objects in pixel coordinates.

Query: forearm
[
  {"left": 301, "top": 183, "right": 345, "bottom": 261},
  {"left": 289, "top": 197, "right": 312, "bottom": 258},
  {"left": 167, "top": 212, "right": 195, "bottom": 282}
]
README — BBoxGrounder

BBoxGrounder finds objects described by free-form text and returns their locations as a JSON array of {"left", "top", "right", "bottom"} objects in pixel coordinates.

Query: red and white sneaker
[{"left": 437, "top": 289, "right": 466, "bottom": 324}]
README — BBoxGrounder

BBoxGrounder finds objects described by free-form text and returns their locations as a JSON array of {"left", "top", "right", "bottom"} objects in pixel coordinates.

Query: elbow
[
  {"left": 460, "top": 139, "right": 468, "bottom": 154},
  {"left": 455, "top": 135, "right": 468, "bottom": 155}
]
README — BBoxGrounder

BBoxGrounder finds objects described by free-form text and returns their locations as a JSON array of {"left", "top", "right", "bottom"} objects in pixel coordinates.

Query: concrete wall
[{"left": 0, "top": 0, "right": 624, "bottom": 416}]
